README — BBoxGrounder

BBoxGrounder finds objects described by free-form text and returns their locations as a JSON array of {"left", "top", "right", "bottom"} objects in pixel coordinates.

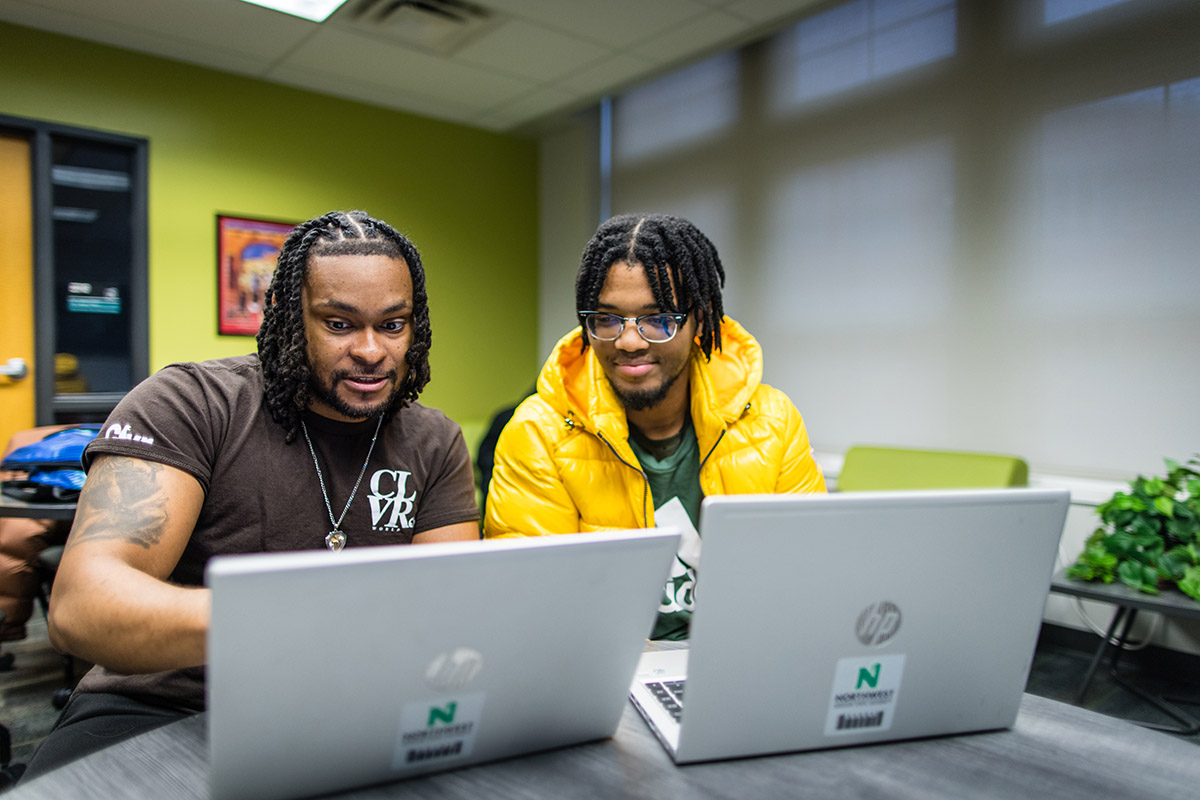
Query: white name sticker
[
  {"left": 655, "top": 496, "right": 701, "bottom": 568},
  {"left": 394, "top": 692, "right": 484, "bottom": 770},
  {"left": 824, "top": 654, "right": 905, "bottom": 737}
]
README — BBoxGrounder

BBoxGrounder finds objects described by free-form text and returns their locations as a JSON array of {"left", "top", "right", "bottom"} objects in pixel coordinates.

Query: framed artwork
[{"left": 216, "top": 214, "right": 295, "bottom": 336}]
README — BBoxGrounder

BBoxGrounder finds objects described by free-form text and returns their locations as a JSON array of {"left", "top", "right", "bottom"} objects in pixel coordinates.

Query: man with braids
[
  {"left": 484, "top": 213, "right": 825, "bottom": 640},
  {"left": 24, "top": 211, "right": 479, "bottom": 777}
]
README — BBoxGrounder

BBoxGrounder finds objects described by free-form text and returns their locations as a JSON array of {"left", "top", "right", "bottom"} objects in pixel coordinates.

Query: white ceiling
[{"left": 0, "top": 0, "right": 824, "bottom": 134}]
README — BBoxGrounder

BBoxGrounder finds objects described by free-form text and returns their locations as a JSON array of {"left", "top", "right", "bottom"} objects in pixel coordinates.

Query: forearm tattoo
[{"left": 66, "top": 459, "right": 171, "bottom": 551}]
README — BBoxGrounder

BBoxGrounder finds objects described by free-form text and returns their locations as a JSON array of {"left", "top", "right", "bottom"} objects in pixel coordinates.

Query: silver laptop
[
  {"left": 630, "top": 488, "right": 1069, "bottom": 763},
  {"left": 207, "top": 528, "right": 680, "bottom": 800}
]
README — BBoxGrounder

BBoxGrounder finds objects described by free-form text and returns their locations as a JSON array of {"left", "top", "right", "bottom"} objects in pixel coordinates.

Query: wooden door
[{"left": 0, "top": 133, "right": 36, "bottom": 451}]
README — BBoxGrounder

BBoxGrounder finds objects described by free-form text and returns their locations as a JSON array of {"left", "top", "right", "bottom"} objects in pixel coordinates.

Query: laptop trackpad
[{"left": 635, "top": 648, "right": 689, "bottom": 681}]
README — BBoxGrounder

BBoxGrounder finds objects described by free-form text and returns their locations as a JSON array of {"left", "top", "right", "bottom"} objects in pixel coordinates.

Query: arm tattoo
[{"left": 66, "top": 459, "right": 173, "bottom": 551}]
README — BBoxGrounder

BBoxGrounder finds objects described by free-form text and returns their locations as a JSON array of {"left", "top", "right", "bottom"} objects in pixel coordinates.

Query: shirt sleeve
[
  {"left": 82, "top": 363, "right": 230, "bottom": 492},
  {"left": 412, "top": 415, "right": 481, "bottom": 534}
]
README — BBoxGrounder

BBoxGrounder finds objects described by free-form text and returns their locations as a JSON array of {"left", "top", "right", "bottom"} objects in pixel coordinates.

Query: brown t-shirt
[{"left": 75, "top": 354, "right": 480, "bottom": 710}]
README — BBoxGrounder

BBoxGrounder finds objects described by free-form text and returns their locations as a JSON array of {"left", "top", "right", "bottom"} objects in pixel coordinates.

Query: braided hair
[
  {"left": 256, "top": 210, "right": 432, "bottom": 442},
  {"left": 574, "top": 214, "right": 726, "bottom": 359}
]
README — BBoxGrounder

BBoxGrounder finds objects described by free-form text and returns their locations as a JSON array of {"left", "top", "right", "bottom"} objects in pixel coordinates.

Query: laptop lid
[
  {"left": 633, "top": 488, "right": 1068, "bottom": 763},
  {"left": 207, "top": 528, "right": 680, "bottom": 800}
]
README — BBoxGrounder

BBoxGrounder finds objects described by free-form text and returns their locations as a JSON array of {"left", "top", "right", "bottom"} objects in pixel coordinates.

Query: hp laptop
[
  {"left": 630, "top": 488, "right": 1069, "bottom": 763},
  {"left": 207, "top": 528, "right": 680, "bottom": 800}
]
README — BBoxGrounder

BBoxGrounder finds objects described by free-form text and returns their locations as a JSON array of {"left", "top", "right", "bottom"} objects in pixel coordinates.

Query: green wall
[{"left": 0, "top": 21, "right": 538, "bottom": 442}]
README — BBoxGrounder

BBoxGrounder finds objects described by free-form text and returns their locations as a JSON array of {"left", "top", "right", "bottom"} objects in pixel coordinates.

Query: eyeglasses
[{"left": 578, "top": 311, "right": 688, "bottom": 343}]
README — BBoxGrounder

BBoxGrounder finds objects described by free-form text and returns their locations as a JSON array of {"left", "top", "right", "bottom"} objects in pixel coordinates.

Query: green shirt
[{"left": 629, "top": 415, "right": 703, "bottom": 640}]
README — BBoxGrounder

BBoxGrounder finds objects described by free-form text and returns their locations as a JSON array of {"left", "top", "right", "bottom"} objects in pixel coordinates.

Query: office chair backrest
[{"left": 836, "top": 445, "right": 1028, "bottom": 492}]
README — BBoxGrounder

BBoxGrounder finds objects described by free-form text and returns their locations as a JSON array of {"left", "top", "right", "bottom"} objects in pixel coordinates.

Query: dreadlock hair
[
  {"left": 575, "top": 213, "right": 726, "bottom": 359},
  {"left": 256, "top": 210, "right": 432, "bottom": 443}
]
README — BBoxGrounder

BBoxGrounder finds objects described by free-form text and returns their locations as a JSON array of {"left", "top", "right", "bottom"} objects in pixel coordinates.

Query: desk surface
[
  {"left": 1050, "top": 569, "right": 1200, "bottom": 621},
  {"left": 11, "top": 693, "right": 1200, "bottom": 800},
  {"left": 0, "top": 495, "right": 76, "bottom": 521}
]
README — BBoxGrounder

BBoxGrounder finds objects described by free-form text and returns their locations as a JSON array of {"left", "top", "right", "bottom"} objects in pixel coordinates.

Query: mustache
[{"left": 330, "top": 369, "right": 398, "bottom": 383}]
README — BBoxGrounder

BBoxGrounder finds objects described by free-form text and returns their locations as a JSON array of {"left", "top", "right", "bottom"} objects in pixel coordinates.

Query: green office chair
[{"left": 835, "top": 445, "right": 1029, "bottom": 492}]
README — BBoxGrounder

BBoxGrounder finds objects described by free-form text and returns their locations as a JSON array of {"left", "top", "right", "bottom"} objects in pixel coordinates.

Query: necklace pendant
[{"left": 325, "top": 531, "right": 347, "bottom": 552}]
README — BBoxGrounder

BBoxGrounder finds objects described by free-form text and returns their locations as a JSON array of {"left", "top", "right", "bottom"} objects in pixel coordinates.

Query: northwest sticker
[
  {"left": 394, "top": 692, "right": 484, "bottom": 770},
  {"left": 823, "top": 654, "right": 905, "bottom": 737}
]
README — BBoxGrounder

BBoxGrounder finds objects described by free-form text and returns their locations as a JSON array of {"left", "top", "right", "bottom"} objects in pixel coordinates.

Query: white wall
[{"left": 536, "top": 108, "right": 601, "bottom": 363}]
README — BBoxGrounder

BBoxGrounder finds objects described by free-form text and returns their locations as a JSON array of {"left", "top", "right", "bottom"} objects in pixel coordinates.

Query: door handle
[{"left": 0, "top": 358, "right": 29, "bottom": 381}]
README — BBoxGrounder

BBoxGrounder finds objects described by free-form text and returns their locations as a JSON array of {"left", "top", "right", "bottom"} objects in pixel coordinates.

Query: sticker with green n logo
[
  {"left": 395, "top": 692, "right": 485, "bottom": 771},
  {"left": 824, "top": 654, "right": 906, "bottom": 737}
]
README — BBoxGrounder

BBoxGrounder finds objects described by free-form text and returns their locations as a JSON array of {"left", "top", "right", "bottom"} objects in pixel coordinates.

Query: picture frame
[{"left": 216, "top": 214, "right": 296, "bottom": 336}]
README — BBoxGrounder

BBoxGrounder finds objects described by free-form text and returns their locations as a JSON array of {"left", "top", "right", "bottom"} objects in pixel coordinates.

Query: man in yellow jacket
[{"left": 485, "top": 213, "right": 825, "bottom": 639}]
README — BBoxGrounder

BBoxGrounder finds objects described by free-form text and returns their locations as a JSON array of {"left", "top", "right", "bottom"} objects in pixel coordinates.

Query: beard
[
  {"left": 607, "top": 366, "right": 685, "bottom": 411},
  {"left": 307, "top": 369, "right": 402, "bottom": 420}
]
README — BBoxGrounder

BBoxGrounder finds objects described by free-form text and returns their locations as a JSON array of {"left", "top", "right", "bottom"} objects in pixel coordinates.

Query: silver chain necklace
[{"left": 300, "top": 414, "right": 384, "bottom": 551}]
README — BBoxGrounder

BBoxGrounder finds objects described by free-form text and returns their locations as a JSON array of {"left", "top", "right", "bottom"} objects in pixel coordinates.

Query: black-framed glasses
[{"left": 578, "top": 311, "right": 688, "bottom": 343}]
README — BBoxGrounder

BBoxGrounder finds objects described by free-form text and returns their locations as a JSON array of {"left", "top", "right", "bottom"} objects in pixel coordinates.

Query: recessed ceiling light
[{"left": 237, "top": 0, "right": 349, "bottom": 22}]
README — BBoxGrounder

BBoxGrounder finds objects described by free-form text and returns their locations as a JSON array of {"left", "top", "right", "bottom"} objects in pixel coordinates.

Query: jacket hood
[{"left": 536, "top": 316, "right": 764, "bottom": 435}]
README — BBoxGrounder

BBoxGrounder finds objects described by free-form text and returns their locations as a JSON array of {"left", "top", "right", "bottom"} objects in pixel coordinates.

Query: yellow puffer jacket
[{"left": 483, "top": 317, "right": 825, "bottom": 538}]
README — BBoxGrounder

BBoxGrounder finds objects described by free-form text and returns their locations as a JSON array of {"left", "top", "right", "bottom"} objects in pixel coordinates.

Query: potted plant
[{"left": 1067, "top": 455, "right": 1200, "bottom": 602}]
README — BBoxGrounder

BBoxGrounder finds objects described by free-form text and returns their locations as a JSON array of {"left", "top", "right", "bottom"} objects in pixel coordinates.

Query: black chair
[
  {"left": 34, "top": 546, "right": 74, "bottom": 710},
  {"left": 0, "top": 721, "right": 26, "bottom": 788},
  {"left": 0, "top": 609, "right": 12, "bottom": 672}
]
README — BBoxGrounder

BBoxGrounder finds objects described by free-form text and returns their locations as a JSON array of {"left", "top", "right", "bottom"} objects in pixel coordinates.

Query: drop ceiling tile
[
  {"left": 556, "top": 51, "right": 660, "bottom": 96},
  {"left": 470, "top": 85, "right": 578, "bottom": 130},
  {"left": 485, "top": 85, "right": 578, "bottom": 119},
  {"left": 630, "top": 10, "right": 755, "bottom": 64},
  {"left": 266, "top": 63, "right": 480, "bottom": 125},
  {"left": 275, "top": 26, "right": 534, "bottom": 109},
  {"left": 479, "top": 0, "right": 712, "bottom": 48},
  {"left": 725, "top": 0, "right": 824, "bottom": 24},
  {"left": 455, "top": 18, "right": 611, "bottom": 82}
]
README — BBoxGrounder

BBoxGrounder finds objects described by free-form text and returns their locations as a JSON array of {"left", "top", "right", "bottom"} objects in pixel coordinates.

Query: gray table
[
  {"left": 0, "top": 495, "right": 76, "bottom": 521},
  {"left": 1050, "top": 570, "right": 1200, "bottom": 622},
  {"left": 1050, "top": 570, "right": 1200, "bottom": 733},
  {"left": 11, "top": 693, "right": 1200, "bottom": 799}
]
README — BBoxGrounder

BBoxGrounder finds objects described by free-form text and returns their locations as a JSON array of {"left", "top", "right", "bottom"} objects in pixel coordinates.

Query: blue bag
[{"left": 1, "top": 425, "right": 100, "bottom": 503}]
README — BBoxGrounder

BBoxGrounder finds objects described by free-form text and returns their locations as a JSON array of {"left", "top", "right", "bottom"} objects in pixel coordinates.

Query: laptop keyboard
[{"left": 645, "top": 680, "right": 686, "bottom": 721}]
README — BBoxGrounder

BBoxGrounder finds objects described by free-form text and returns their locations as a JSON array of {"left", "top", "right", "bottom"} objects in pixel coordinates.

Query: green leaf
[
  {"left": 1107, "top": 531, "right": 1135, "bottom": 557},
  {"left": 1118, "top": 560, "right": 1160, "bottom": 594},
  {"left": 1142, "top": 564, "right": 1160, "bottom": 593},
  {"left": 1130, "top": 516, "right": 1161, "bottom": 539},
  {"left": 1154, "top": 496, "right": 1175, "bottom": 518},
  {"left": 1158, "top": 551, "right": 1186, "bottom": 580},
  {"left": 1111, "top": 494, "right": 1145, "bottom": 512},
  {"left": 1066, "top": 563, "right": 1095, "bottom": 581},
  {"left": 1145, "top": 477, "right": 1166, "bottom": 496},
  {"left": 1165, "top": 517, "right": 1198, "bottom": 542},
  {"left": 1165, "top": 457, "right": 1181, "bottom": 474},
  {"left": 1165, "top": 545, "right": 1198, "bottom": 566},
  {"left": 1118, "top": 560, "right": 1144, "bottom": 591},
  {"left": 1133, "top": 530, "right": 1162, "bottom": 548},
  {"left": 1179, "top": 566, "right": 1200, "bottom": 602}
]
